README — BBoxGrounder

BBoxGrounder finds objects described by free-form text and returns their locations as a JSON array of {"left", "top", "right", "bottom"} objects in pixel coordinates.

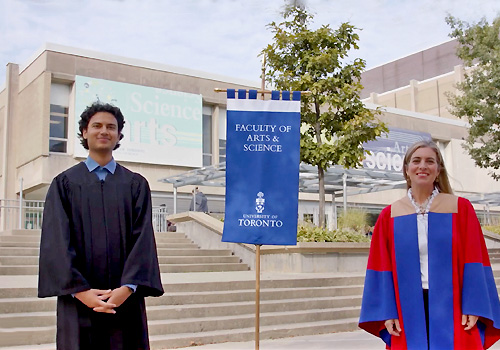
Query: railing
[
  {"left": 0, "top": 199, "right": 172, "bottom": 233},
  {"left": 0, "top": 199, "right": 45, "bottom": 231},
  {"left": 152, "top": 206, "right": 170, "bottom": 233}
]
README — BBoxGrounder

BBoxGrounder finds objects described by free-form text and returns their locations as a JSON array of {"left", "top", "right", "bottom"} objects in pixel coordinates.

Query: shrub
[
  {"left": 484, "top": 225, "right": 500, "bottom": 235},
  {"left": 338, "top": 208, "right": 368, "bottom": 231},
  {"left": 297, "top": 221, "right": 370, "bottom": 243}
]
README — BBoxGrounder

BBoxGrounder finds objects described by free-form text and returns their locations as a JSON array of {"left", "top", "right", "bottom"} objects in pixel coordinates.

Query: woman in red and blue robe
[{"left": 359, "top": 141, "right": 500, "bottom": 349}]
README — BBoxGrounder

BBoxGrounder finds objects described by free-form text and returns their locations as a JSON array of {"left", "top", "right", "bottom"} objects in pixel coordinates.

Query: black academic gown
[{"left": 38, "top": 162, "right": 164, "bottom": 350}]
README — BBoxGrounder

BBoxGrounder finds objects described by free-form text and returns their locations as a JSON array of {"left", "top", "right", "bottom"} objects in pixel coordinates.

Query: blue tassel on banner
[
  {"left": 227, "top": 89, "right": 235, "bottom": 99},
  {"left": 282, "top": 91, "right": 290, "bottom": 101},
  {"left": 249, "top": 90, "right": 258, "bottom": 99},
  {"left": 271, "top": 90, "right": 280, "bottom": 100},
  {"left": 238, "top": 89, "right": 246, "bottom": 99},
  {"left": 293, "top": 91, "right": 301, "bottom": 101}
]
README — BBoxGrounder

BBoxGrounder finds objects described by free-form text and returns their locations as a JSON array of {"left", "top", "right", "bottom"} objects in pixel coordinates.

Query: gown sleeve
[
  {"left": 359, "top": 205, "right": 399, "bottom": 346},
  {"left": 459, "top": 197, "right": 500, "bottom": 349},
  {"left": 38, "top": 176, "right": 90, "bottom": 297},
  {"left": 120, "top": 175, "right": 164, "bottom": 297}
]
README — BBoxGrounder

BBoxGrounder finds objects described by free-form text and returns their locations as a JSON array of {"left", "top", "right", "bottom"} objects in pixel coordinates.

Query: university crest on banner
[{"left": 222, "top": 89, "right": 301, "bottom": 245}]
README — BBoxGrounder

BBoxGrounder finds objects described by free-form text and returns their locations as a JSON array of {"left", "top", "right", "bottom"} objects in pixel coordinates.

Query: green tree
[
  {"left": 262, "top": 4, "right": 387, "bottom": 227},
  {"left": 446, "top": 15, "right": 500, "bottom": 180}
]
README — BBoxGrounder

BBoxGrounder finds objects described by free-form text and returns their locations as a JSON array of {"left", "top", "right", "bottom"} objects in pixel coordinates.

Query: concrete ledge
[
  {"left": 168, "top": 212, "right": 370, "bottom": 273},
  {"left": 484, "top": 230, "right": 500, "bottom": 248}
]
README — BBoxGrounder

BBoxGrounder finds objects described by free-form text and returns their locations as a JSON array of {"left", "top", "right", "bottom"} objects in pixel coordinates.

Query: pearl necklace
[{"left": 408, "top": 188, "right": 439, "bottom": 215}]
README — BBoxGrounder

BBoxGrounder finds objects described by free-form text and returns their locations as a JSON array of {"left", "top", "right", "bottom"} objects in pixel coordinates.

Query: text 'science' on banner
[{"left": 222, "top": 89, "right": 301, "bottom": 246}]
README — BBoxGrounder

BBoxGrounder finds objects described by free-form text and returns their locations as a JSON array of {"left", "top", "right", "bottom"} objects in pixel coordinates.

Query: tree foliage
[
  {"left": 262, "top": 4, "right": 387, "bottom": 226},
  {"left": 446, "top": 15, "right": 500, "bottom": 180}
]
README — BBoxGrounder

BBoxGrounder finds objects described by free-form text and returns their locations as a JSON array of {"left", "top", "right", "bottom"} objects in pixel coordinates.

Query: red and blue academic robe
[{"left": 359, "top": 193, "right": 500, "bottom": 349}]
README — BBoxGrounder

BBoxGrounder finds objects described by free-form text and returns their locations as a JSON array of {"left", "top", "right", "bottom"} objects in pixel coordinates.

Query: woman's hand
[
  {"left": 384, "top": 318, "right": 401, "bottom": 336},
  {"left": 462, "top": 314, "right": 478, "bottom": 330}
]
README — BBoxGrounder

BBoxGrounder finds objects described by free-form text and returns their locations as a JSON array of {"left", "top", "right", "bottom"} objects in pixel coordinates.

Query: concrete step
[
  {"left": 0, "top": 257, "right": 38, "bottom": 266},
  {"left": 0, "top": 288, "right": 38, "bottom": 299},
  {"left": 0, "top": 263, "right": 249, "bottom": 275},
  {"left": 0, "top": 297, "right": 56, "bottom": 314},
  {"left": 0, "top": 242, "right": 40, "bottom": 248},
  {"left": 157, "top": 256, "right": 240, "bottom": 264},
  {"left": 159, "top": 263, "right": 249, "bottom": 273},
  {"left": 146, "top": 295, "right": 362, "bottom": 321},
  {"left": 156, "top": 249, "right": 233, "bottom": 256},
  {"left": 147, "top": 306, "right": 360, "bottom": 336},
  {"left": 148, "top": 317, "right": 359, "bottom": 349},
  {"left": 0, "top": 248, "right": 39, "bottom": 257},
  {"left": 0, "top": 230, "right": 42, "bottom": 237},
  {"left": 160, "top": 276, "right": 367, "bottom": 293},
  {"left": 154, "top": 237, "right": 193, "bottom": 244},
  {"left": 0, "top": 237, "right": 40, "bottom": 243},
  {"left": 155, "top": 243, "right": 199, "bottom": 249},
  {"left": 0, "top": 295, "right": 362, "bottom": 328},
  {"left": 154, "top": 232, "right": 187, "bottom": 238},
  {"left": 146, "top": 285, "right": 364, "bottom": 306},
  {"left": 0, "top": 266, "right": 38, "bottom": 275},
  {"left": 0, "top": 312, "right": 55, "bottom": 328},
  {"left": 0, "top": 326, "right": 55, "bottom": 348}
]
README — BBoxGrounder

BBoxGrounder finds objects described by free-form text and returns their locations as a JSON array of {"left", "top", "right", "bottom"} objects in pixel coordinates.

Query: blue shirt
[{"left": 84, "top": 157, "right": 117, "bottom": 181}]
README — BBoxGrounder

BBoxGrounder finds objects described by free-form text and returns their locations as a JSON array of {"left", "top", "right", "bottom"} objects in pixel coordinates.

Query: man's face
[{"left": 82, "top": 112, "right": 120, "bottom": 154}]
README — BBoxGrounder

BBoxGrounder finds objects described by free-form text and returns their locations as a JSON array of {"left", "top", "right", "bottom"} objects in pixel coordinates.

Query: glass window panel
[
  {"left": 219, "top": 139, "right": 226, "bottom": 163},
  {"left": 50, "top": 83, "right": 70, "bottom": 106},
  {"left": 219, "top": 139, "right": 226, "bottom": 155},
  {"left": 218, "top": 107, "right": 227, "bottom": 140},
  {"left": 50, "top": 115, "right": 67, "bottom": 139},
  {"left": 203, "top": 155, "right": 212, "bottom": 166},
  {"left": 203, "top": 113, "right": 212, "bottom": 154},
  {"left": 50, "top": 104, "right": 68, "bottom": 114},
  {"left": 49, "top": 140, "right": 67, "bottom": 153}
]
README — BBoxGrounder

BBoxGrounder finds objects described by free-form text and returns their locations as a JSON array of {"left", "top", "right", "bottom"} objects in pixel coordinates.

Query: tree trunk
[
  {"left": 318, "top": 165, "right": 325, "bottom": 227},
  {"left": 313, "top": 105, "right": 326, "bottom": 228}
]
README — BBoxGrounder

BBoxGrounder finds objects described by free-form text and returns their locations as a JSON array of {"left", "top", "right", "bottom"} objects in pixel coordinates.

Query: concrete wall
[
  {"left": 365, "top": 69, "right": 462, "bottom": 122},
  {"left": 15, "top": 72, "right": 51, "bottom": 167},
  {"left": 169, "top": 212, "right": 372, "bottom": 273},
  {"left": 169, "top": 212, "right": 500, "bottom": 273},
  {"left": 361, "top": 40, "right": 462, "bottom": 98}
]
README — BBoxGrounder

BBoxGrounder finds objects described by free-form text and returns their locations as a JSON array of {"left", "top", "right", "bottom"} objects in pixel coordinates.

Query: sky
[{"left": 1, "top": 0, "right": 500, "bottom": 87}]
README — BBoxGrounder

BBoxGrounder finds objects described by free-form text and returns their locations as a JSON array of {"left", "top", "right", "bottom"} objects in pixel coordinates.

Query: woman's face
[{"left": 406, "top": 147, "right": 440, "bottom": 191}]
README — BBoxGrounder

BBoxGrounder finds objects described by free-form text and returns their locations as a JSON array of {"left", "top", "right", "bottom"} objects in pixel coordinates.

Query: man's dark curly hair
[{"left": 77, "top": 102, "right": 125, "bottom": 150}]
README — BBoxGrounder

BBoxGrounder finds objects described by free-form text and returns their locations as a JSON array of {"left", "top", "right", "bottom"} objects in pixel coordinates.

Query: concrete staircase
[
  {"left": 147, "top": 275, "right": 363, "bottom": 349},
  {"left": 0, "top": 229, "right": 366, "bottom": 349},
  {"left": 489, "top": 248, "right": 500, "bottom": 264},
  {"left": 0, "top": 230, "right": 249, "bottom": 275}
]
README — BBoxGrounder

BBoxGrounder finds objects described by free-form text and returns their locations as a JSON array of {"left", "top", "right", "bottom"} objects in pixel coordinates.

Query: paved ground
[
  {"left": 177, "top": 331, "right": 382, "bottom": 349},
  {"left": 183, "top": 330, "right": 500, "bottom": 350}
]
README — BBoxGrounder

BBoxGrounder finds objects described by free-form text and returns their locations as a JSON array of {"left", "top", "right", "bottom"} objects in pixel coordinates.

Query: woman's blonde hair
[{"left": 402, "top": 140, "right": 453, "bottom": 194}]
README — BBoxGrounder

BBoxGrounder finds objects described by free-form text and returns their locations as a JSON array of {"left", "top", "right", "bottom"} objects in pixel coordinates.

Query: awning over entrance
[
  {"left": 158, "top": 162, "right": 407, "bottom": 195},
  {"left": 158, "top": 162, "right": 500, "bottom": 214},
  {"left": 158, "top": 162, "right": 408, "bottom": 214}
]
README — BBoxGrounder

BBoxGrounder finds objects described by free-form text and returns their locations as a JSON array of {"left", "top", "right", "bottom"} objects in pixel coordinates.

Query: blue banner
[{"left": 222, "top": 91, "right": 301, "bottom": 245}]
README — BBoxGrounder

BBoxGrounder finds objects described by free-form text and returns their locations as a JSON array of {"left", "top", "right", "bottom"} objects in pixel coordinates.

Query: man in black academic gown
[{"left": 38, "top": 102, "right": 164, "bottom": 350}]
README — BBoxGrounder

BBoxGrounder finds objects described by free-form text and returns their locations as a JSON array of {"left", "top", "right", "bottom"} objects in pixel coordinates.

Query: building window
[
  {"left": 49, "top": 104, "right": 68, "bottom": 152},
  {"left": 50, "top": 83, "right": 70, "bottom": 153},
  {"left": 218, "top": 107, "right": 227, "bottom": 164},
  {"left": 303, "top": 213, "right": 314, "bottom": 223},
  {"left": 203, "top": 106, "right": 212, "bottom": 166}
]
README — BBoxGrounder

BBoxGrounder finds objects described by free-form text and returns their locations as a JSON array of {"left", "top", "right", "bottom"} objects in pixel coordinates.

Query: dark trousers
[{"left": 423, "top": 289, "right": 429, "bottom": 347}]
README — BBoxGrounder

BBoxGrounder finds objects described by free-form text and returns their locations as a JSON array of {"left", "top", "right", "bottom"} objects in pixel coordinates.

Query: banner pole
[
  {"left": 254, "top": 55, "right": 266, "bottom": 350},
  {"left": 255, "top": 244, "right": 261, "bottom": 350}
]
